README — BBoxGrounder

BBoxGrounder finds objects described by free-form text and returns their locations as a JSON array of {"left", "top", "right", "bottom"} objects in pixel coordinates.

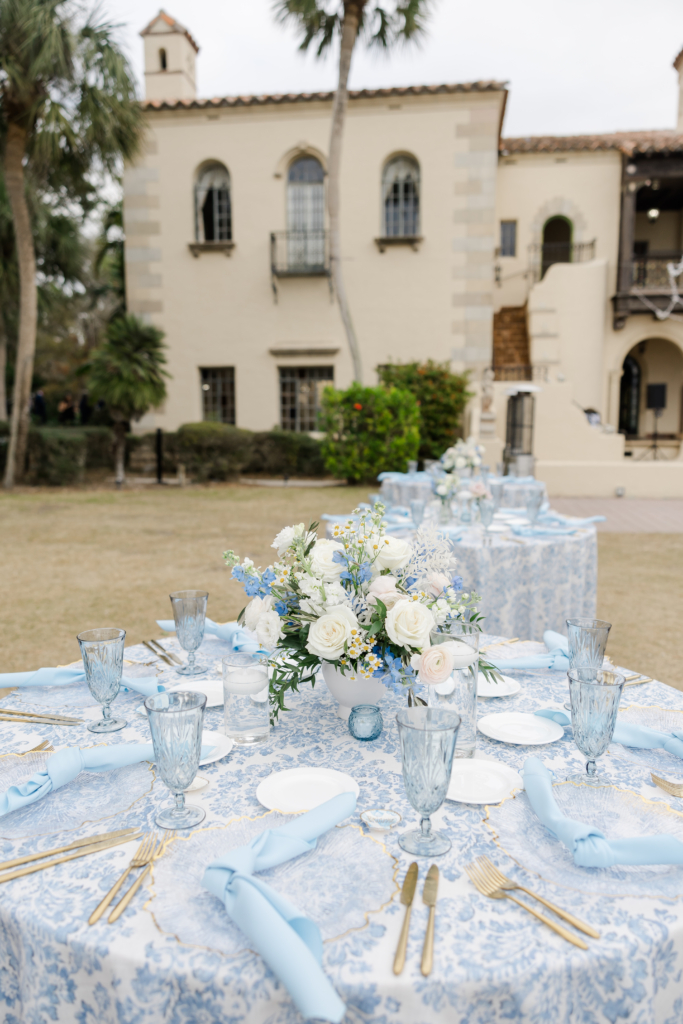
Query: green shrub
[
  {"left": 26, "top": 428, "right": 88, "bottom": 485},
  {"left": 82, "top": 426, "right": 115, "bottom": 469},
  {"left": 377, "top": 360, "right": 473, "bottom": 462},
  {"left": 244, "top": 429, "right": 326, "bottom": 478},
  {"left": 176, "top": 422, "right": 254, "bottom": 481},
  {"left": 320, "top": 383, "right": 420, "bottom": 483}
]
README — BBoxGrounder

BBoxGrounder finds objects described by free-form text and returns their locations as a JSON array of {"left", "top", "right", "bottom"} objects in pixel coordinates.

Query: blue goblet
[
  {"left": 396, "top": 707, "right": 460, "bottom": 856},
  {"left": 145, "top": 690, "right": 207, "bottom": 829}
]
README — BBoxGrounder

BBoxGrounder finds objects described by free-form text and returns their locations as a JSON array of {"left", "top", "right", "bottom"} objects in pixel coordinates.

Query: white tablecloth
[{"left": 1, "top": 634, "right": 682, "bottom": 1024}]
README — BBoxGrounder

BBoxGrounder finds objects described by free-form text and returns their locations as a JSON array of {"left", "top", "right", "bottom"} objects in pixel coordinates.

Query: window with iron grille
[
  {"left": 200, "top": 367, "right": 235, "bottom": 424},
  {"left": 382, "top": 156, "right": 420, "bottom": 237},
  {"left": 195, "top": 163, "right": 232, "bottom": 242},
  {"left": 500, "top": 220, "right": 517, "bottom": 257},
  {"left": 279, "top": 367, "right": 334, "bottom": 432}
]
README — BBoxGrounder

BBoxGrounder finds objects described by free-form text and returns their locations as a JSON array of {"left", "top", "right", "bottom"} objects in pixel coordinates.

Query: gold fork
[
  {"left": 108, "top": 831, "right": 175, "bottom": 923},
  {"left": 464, "top": 860, "right": 588, "bottom": 949},
  {"left": 89, "top": 833, "right": 157, "bottom": 924},
  {"left": 472, "top": 857, "right": 600, "bottom": 938},
  {"left": 651, "top": 774, "right": 683, "bottom": 798}
]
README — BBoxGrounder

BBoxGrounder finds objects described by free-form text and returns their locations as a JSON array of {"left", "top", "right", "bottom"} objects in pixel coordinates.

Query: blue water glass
[
  {"left": 524, "top": 483, "right": 545, "bottom": 525},
  {"left": 77, "top": 627, "right": 127, "bottom": 733},
  {"left": 348, "top": 704, "right": 383, "bottom": 741},
  {"left": 170, "top": 590, "right": 208, "bottom": 676},
  {"left": 396, "top": 706, "right": 460, "bottom": 857},
  {"left": 410, "top": 499, "right": 425, "bottom": 528},
  {"left": 145, "top": 690, "right": 207, "bottom": 829},
  {"left": 567, "top": 669, "right": 624, "bottom": 786},
  {"left": 566, "top": 617, "right": 611, "bottom": 679},
  {"left": 490, "top": 480, "right": 505, "bottom": 510}
]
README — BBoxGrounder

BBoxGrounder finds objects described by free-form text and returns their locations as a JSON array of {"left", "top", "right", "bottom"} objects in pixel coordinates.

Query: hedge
[{"left": 175, "top": 422, "right": 255, "bottom": 481}]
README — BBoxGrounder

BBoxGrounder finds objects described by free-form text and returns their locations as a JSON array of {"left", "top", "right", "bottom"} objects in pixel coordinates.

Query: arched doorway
[
  {"left": 618, "top": 355, "right": 640, "bottom": 436},
  {"left": 541, "top": 216, "right": 572, "bottom": 278}
]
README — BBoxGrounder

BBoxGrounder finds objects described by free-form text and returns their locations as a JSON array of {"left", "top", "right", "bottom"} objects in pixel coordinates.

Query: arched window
[
  {"left": 382, "top": 156, "right": 420, "bottom": 237},
  {"left": 619, "top": 355, "right": 641, "bottom": 436},
  {"left": 195, "top": 163, "right": 231, "bottom": 243},
  {"left": 159, "top": 48, "right": 167, "bottom": 71},
  {"left": 287, "top": 157, "right": 325, "bottom": 268},
  {"left": 541, "top": 216, "right": 572, "bottom": 277}
]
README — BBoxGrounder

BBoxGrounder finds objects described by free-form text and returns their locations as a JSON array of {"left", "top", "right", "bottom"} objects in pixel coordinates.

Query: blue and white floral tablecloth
[{"left": 1, "top": 633, "right": 682, "bottom": 1024}]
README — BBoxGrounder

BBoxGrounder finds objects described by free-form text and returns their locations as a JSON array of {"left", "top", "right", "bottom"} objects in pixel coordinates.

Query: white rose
[
  {"left": 272, "top": 523, "right": 306, "bottom": 557},
  {"left": 255, "top": 609, "right": 284, "bottom": 650},
  {"left": 244, "top": 594, "right": 273, "bottom": 632},
  {"left": 309, "top": 539, "right": 345, "bottom": 581},
  {"left": 386, "top": 600, "right": 435, "bottom": 651},
  {"left": 306, "top": 606, "right": 359, "bottom": 660},
  {"left": 372, "top": 535, "right": 412, "bottom": 571}
]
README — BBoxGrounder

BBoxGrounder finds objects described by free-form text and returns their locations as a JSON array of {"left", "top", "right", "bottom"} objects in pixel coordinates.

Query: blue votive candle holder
[{"left": 348, "top": 704, "right": 383, "bottom": 741}]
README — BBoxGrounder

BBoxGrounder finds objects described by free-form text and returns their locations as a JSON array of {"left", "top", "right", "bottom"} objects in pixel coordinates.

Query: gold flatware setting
[
  {"left": 0, "top": 707, "right": 83, "bottom": 726},
  {"left": 0, "top": 828, "right": 142, "bottom": 884},
  {"left": 393, "top": 861, "right": 418, "bottom": 975},
  {"left": 420, "top": 864, "right": 439, "bottom": 977},
  {"left": 480, "top": 638, "right": 520, "bottom": 654},
  {"left": 464, "top": 858, "right": 589, "bottom": 950},
  {"left": 90, "top": 832, "right": 163, "bottom": 924},
  {"left": 143, "top": 640, "right": 174, "bottom": 666},
  {"left": 623, "top": 674, "right": 652, "bottom": 687},
  {"left": 108, "top": 831, "right": 175, "bottom": 923},
  {"left": 651, "top": 773, "right": 683, "bottom": 798},
  {"left": 147, "top": 639, "right": 183, "bottom": 666}
]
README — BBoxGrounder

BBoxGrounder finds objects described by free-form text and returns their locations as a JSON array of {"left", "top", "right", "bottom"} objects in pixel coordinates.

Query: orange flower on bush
[{"left": 353, "top": 402, "right": 363, "bottom": 410}]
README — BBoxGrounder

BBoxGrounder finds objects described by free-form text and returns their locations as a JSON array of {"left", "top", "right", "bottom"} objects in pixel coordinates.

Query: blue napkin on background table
[
  {"left": 534, "top": 709, "right": 683, "bottom": 759},
  {"left": 0, "top": 666, "right": 165, "bottom": 698},
  {"left": 488, "top": 630, "right": 570, "bottom": 672},
  {"left": 538, "top": 512, "right": 606, "bottom": 528},
  {"left": 510, "top": 524, "right": 579, "bottom": 537},
  {"left": 202, "top": 791, "right": 355, "bottom": 1023},
  {"left": 156, "top": 618, "right": 264, "bottom": 653},
  {"left": 522, "top": 757, "right": 683, "bottom": 866}
]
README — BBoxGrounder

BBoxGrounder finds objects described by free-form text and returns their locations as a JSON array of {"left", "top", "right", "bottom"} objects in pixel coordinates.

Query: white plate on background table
[
  {"left": 478, "top": 712, "right": 564, "bottom": 746},
  {"left": 477, "top": 673, "right": 521, "bottom": 698},
  {"left": 484, "top": 524, "right": 509, "bottom": 533},
  {"left": 447, "top": 756, "right": 523, "bottom": 805},
  {"left": 199, "top": 730, "right": 233, "bottom": 766},
  {"left": 257, "top": 767, "right": 359, "bottom": 813}
]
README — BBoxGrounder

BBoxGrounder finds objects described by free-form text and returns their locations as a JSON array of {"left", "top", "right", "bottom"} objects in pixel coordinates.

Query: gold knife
[
  {"left": 420, "top": 864, "right": 439, "bottom": 976},
  {"left": 0, "top": 832, "right": 142, "bottom": 884},
  {"left": 392, "top": 861, "right": 418, "bottom": 975},
  {"left": 0, "top": 827, "right": 140, "bottom": 872}
]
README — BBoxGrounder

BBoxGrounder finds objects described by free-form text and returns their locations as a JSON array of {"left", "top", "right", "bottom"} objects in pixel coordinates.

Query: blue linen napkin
[
  {"left": 0, "top": 666, "right": 165, "bottom": 698},
  {"left": 156, "top": 619, "right": 263, "bottom": 653},
  {"left": 538, "top": 512, "right": 606, "bottom": 528},
  {"left": 534, "top": 709, "right": 683, "bottom": 760},
  {"left": 510, "top": 524, "right": 579, "bottom": 537},
  {"left": 488, "top": 630, "right": 570, "bottom": 672},
  {"left": 522, "top": 757, "right": 683, "bottom": 866},
  {"left": 0, "top": 741, "right": 216, "bottom": 817},
  {"left": 202, "top": 792, "right": 355, "bottom": 1023}
]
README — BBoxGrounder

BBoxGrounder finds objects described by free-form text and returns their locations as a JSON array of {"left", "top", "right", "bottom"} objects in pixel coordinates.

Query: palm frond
[{"left": 85, "top": 315, "right": 168, "bottom": 421}]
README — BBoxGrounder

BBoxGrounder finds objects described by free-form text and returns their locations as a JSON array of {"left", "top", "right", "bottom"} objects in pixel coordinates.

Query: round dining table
[{"left": 1, "top": 633, "right": 682, "bottom": 1024}]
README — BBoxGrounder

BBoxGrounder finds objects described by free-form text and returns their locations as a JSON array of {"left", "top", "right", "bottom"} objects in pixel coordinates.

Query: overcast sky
[{"left": 104, "top": 0, "right": 683, "bottom": 138}]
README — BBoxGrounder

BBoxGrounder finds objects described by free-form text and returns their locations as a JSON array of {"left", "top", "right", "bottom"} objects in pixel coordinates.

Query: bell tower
[{"left": 140, "top": 10, "right": 199, "bottom": 102}]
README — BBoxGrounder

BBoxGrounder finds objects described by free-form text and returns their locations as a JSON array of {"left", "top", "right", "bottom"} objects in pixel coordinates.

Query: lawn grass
[{"left": 0, "top": 483, "right": 680, "bottom": 690}]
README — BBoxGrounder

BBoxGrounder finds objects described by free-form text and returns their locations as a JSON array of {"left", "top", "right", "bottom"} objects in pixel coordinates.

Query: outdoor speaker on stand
[{"left": 638, "top": 384, "right": 667, "bottom": 460}]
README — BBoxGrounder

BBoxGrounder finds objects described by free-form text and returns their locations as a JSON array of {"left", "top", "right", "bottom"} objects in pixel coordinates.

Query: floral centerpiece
[
  {"left": 224, "top": 503, "right": 493, "bottom": 719},
  {"left": 442, "top": 436, "right": 485, "bottom": 473},
  {"left": 433, "top": 472, "right": 459, "bottom": 523}
]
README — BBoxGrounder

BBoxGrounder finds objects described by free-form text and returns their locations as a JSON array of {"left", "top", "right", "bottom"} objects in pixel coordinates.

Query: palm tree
[
  {"left": 85, "top": 316, "right": 168, "bottom": 487},
  {"left": 274, "top": 1, "right": 432, "bottom": 382},
  {"left": 0, "top": 0, "right": 144, "bottom": 488}
]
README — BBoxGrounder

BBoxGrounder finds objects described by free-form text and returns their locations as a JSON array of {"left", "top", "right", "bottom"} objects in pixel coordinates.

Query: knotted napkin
[
  {"left": 0, "top": 666, "right": 165, "bottom": 698},
  {"left": 522, "top": 757, "right": 683, "bottom": 867},
  {"left": 510, "top": 523, "right": 579, "bottom": 537},
  {"left": 534, "top": 708, "right": 683, "bottom": 760},
  {"left": 202, "top": 791, "right": 355, "bottom": 1022},
  {"left": 538, "top": 512, "right": 606, "bottom": 528},
  {"left": 156, "top": 618, "right": 264, "bottom": 653},
  {"left": 487, "top": 630, "right": 570, "bottom": 672},
  {"left": 0, "top": 741, "right": 216, "bottom": 818}
]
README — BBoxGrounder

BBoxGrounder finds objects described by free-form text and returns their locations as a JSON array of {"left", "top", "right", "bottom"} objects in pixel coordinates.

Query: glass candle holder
[
  {"left": 428, "top": 622, "right": 479, "bottom": 758},
  {"left": 222, "top": 652, "right": 270, "bottom": 744},
  {"left": 348, "top": 704, "right": 383, "bottom": 741}
]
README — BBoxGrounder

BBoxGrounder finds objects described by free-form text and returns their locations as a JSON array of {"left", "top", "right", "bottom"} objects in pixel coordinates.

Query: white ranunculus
[
  {"left": 322, "top": 580, "right": 350, "bottom": 610},
  {"left": 372, "top": 535, "right": 412, "bottom": 571},
  {"left": 306, "top": 606, "right": 359, "bottom": 660},
  {"left": 244, "top": 594, "right": 274, "bottom": 632},
  {"left": 386, "top": 600, "right": 435, "bottom": 651},
  {"left": 309, "top": 539, "right": 345, "bottom": 581},
  {"left": 271, "top": 522, "right": 306, "bottom": 557},
  {"left": 254, "top": 609, "right": 284, "bottom": 650}
]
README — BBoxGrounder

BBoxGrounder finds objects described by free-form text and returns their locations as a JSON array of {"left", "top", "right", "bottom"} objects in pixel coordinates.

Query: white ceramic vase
[{"left": 321, "top": 663, "right": 385, "bottom": 720}]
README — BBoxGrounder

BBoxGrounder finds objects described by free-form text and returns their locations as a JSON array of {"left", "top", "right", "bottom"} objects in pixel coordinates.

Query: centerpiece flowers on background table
[
  {"left": 224, "top": 503, "right": 497, "bottom": 720},
  {"left": 441, "top": 436, "right": 485, "bottom": 474}
]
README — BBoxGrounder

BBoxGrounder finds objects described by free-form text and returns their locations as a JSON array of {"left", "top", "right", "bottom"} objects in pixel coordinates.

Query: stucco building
[{"left": 125, "top": 11, "right": 683, "bottom": 496}]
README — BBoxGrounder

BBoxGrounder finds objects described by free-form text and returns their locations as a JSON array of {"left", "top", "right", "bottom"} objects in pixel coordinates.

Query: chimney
[
  {"left": 140, "top": 10, "right": 199, "bottom": 102},
  {"left": 674, "top": 47, "right": 683, "bottom": 132}
]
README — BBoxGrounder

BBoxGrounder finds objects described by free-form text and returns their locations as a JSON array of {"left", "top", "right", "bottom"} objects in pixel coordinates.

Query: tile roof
[
  {"left": 141, "top": 81, "right": 507, "bottom": 111},
  {"left": 140, "top": 9, "right": 199, "bottom": 54},
  {"left": 501, "top": 130, "right": 683, "bottom": 157}
]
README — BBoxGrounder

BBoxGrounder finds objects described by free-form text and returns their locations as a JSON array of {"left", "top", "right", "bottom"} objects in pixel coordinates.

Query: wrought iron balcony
[
  {"left": 628, "top": 252, "right": 683, "bottom": 290},
  {"left": 528, "top": 240, "right": 596, "bottom": 282},
  {"left": 613, "top": 252, "right": 683, "bottom": 327},
  {"left": 270, "top": 230, "right": 330, "bottom": 277}
]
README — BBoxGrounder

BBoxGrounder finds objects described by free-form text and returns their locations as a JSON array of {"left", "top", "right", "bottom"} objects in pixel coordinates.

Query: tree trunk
[
  {"left": 0, "top": 320, "right": 7, "bottom": 423},
  {"left": 328, "top": 3, "right": 364, "bottom": 383},
  {"left": 3, "top": 123, "right": 37, "bottom": 489},
  {"left": 114, "top": 420, "right": 126, "bottom": 487}
]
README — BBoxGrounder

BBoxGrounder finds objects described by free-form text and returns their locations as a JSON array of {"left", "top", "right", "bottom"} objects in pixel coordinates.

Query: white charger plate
[
  {"left": 199, "top": 730, "right": 233, "bottom": 766},
  {"left": 170, "top": 678, "right": 224, "bottom": 708},
  {"left": 477, "top": 672, "right": 521, "bottom": 698},
  {"left": 447, "top": 756, "right": 523, "bottom": 805},
  {"left": 485, "top": 524, "right": 509, "bottom": 533},
  {"left": 478, "top": 711, "right": 564, "bottom": 745},
  {"left": 256, "top": 767, "right": 359, "bottom": 812}
]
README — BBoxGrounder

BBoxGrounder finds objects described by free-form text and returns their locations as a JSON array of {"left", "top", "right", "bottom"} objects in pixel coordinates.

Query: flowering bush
[
  {"left": 442, "top": 436, "right": 485, "bottom": 472},
  {"left": 224, "top": 504, "right": 482, "bottom": 718}
]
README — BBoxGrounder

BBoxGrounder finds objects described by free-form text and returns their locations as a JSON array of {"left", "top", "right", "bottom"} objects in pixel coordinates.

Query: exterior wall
[
  {"left": 123, "top": 89, "right": 504, "bottom": 432},
  {"left": 142, "top": 26, "right": 197, "bottom": 101}
]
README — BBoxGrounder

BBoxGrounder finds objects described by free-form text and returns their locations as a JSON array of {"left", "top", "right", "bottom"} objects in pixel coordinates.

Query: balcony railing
[
  {"left": 270, "top": 230, "right": 330, "bottom": 277},
  {"left": 629, "top": 253, "right": 683, "bottom": 291},
  {"left": 528, "top": 240, "right": 596, "bottom": 282},
  {"left": 492, "top": 364, "right": 548, "bottom": 382}
]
